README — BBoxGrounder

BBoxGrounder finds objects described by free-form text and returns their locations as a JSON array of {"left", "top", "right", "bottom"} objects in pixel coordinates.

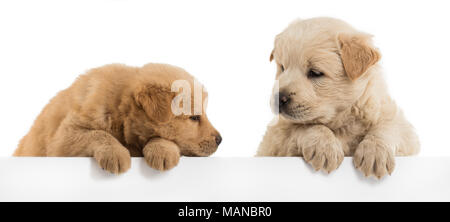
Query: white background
[{"left": 0, "top": 0, "right": 449, "bottom": 157}]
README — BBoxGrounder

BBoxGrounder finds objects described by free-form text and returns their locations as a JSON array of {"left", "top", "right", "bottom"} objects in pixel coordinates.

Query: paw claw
[
  {"left": 302, "top": 138, "right": 344, "bottom": 173},
  {"left": 354, "top": 140, "right": 395, "bottom": 179},
  {"left": 144, "top": 142, "right": 180, "bottom": 171},
  {"left": 95, "top": 147, "right": 131, "bottom": 174}
]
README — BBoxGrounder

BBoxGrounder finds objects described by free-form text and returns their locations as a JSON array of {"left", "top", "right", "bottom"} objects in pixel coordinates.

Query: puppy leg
[
  {"left": 298, "top": 125, "right": 345, "bottom": 173},
  {"left": 353, "top": 114, "right": 421, "bottom": 179},
  {"left": 353, "top": 118, "right": 410, "bottom": 178},
  {"left": 143, "top": 138, "right": 180, "bottom": 171},
  {"left": 47, "top": 124, "right": 131, "bottom": 174},
  {"left": 353, "top": 133, "right": 395, "bottom": 179}
]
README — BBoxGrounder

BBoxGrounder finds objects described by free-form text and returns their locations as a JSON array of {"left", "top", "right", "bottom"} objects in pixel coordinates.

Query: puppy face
[
  {"left": 165, "top": 92, "right": 221, "bottom": 157},
  {"left": 134, "top": 64, "right": 221, "bottom": 156},
  {"left": 270, "top": 18, "right": 380, "bottom": 124}
]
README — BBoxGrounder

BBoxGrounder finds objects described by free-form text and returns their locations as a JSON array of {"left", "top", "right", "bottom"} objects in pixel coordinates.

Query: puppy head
[
  {"left": 134, "top": 64, "right": 221, "bottom": 156},
  {"left": 270, "top": 17, "right": 381, "bottom": 124}
]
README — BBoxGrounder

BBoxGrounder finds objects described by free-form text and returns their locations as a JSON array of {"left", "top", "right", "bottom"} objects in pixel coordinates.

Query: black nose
[
  {"left": 215, "top": 135, "right": 222, "bottom": 145},
  {"left": 276, "top": 92, "right": 290, "bottom": 109}
]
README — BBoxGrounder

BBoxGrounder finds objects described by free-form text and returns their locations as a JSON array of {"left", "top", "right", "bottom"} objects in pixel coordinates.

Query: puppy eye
[
  {"left": 307, "top": 69, "right": 324, "bottom": 78},
  {"left": 189, "top": 115, "right": 201, "bottom": 121},
  {"left": 280, "top": 64, "right": 285, "bottom": 72}
]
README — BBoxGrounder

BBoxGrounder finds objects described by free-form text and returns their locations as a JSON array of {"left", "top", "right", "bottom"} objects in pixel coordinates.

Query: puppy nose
[
  {"left": 277, "top": 92, "right": 290, "bottom": 108},
  {"left": 215, "top": 135, "right": 222, "bottom": 145}
]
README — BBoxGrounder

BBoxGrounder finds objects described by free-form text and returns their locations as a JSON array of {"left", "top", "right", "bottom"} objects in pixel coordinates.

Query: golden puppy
[
  {"left": 14, "top": 63, "right": 222, "bottom": 174},
  {"left": 257, "top": 17, "right": 419, "bottom": 178}
]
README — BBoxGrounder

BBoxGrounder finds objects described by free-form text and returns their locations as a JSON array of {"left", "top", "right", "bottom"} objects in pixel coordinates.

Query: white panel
[{"left": 0, "top": 157, "right": 449, "bottom": 202}]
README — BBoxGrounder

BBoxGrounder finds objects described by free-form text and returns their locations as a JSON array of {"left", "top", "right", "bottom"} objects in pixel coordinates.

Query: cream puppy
[{"left": 257, "top": 17, "right": 419, "bottom": 178}]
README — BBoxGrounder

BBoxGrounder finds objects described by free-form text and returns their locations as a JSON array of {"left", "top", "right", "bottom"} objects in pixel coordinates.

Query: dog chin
[
  {"left": 280, "top": 111, "right": 321, "bottom": 124},
  {"left": 181, "top": 146, "right": 217, "bottom": 157},
  {"left": 280, "top": 112, "right": 304, "bottom": 122}
]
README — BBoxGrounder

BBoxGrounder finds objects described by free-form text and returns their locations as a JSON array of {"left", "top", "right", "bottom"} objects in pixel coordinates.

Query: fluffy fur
[
  {"left": 14, "top": 63, "right": 221, "bottom": 174},
  {"left": 257, "top": 17, "right": 419, "bottom": 178}
]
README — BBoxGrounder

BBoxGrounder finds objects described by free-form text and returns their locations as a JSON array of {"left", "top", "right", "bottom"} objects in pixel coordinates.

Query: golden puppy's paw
[
  {"left": 94, "top": 147, "right": 131, "bottom": 174},
  {"left": 302, "top": 138, "right": 344, "bottom": 173},
  {"left": 143, "top": 139, "right": 180, "bottom": 171},
  {"left": 353, "top": 139, "right": 395, "bottom": 179}
]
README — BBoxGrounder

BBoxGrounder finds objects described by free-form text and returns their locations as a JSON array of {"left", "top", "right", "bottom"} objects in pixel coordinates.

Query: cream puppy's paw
[
  {"left": 94, "top": 146, "right": 131, "bottom": 174},
  {"left": 300, "top": 126, "right": 344, "bottom": 173},
  {"left": 143, "top": 138, "right": 180, "bottom": 171},
  {"left": 302, "top": 139, "right": 344, "bottom": 173},
  {"left": 353, "top": 138, "right": 395, "bottom": 179}
]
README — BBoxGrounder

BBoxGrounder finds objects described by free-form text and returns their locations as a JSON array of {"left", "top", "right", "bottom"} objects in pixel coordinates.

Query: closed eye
[
  {"left": 307, "top": 69, "right": 324, "bottom": 78},
  {"left": 189, "top": 115, "right": 201, "bottom": 121},
  {"left": 277, "top": 62, "right": 285, "bottom": 73}
]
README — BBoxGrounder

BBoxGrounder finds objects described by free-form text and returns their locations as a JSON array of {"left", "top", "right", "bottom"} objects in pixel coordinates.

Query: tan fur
[
  {"left": 257, "top": 17, "right": 420, "bottom": 179},
  {"left": 338, "top": 33, "right": 381, "bottom": 80},
  {"left": 14, "top": 63, "right": 221, "bottom": 174}
]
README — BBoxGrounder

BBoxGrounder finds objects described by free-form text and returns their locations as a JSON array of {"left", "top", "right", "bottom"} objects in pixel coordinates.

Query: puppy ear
[
  {"left": 134, "top": 84, "right": 174, "bottom": 123},
  {"left": 337, "top": 32, "right": 381, "bottom": 80},
  {"left": 270, "top": 49, "right": 274, "bottom": 62}
]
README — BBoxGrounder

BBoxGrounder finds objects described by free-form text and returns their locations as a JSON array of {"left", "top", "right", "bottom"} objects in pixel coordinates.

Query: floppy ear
[
  {"left": 134, "top": 84, "right": 174, "bottom": 123},
  {"left": 337, "top": 32, "right": 381, "bottom": 80}
]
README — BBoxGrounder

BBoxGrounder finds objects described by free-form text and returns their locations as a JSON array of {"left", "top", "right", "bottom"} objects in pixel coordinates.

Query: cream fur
[{"left": 257, "top": 17, "right": 420, "bottom": 179}]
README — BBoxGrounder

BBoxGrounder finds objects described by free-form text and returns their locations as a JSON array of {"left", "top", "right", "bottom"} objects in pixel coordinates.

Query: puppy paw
[
  {"left": 302, "top": 137, "right": 344, "bottom": 173},
  {"left": 353, "top": 139, "right": 395, "bottom": 179},
  {"left": 94, "top": 147, "right": 131, "bottom": 174},
  {"left": 143, "top": 139, "right": 180, "bottom": 171}
]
